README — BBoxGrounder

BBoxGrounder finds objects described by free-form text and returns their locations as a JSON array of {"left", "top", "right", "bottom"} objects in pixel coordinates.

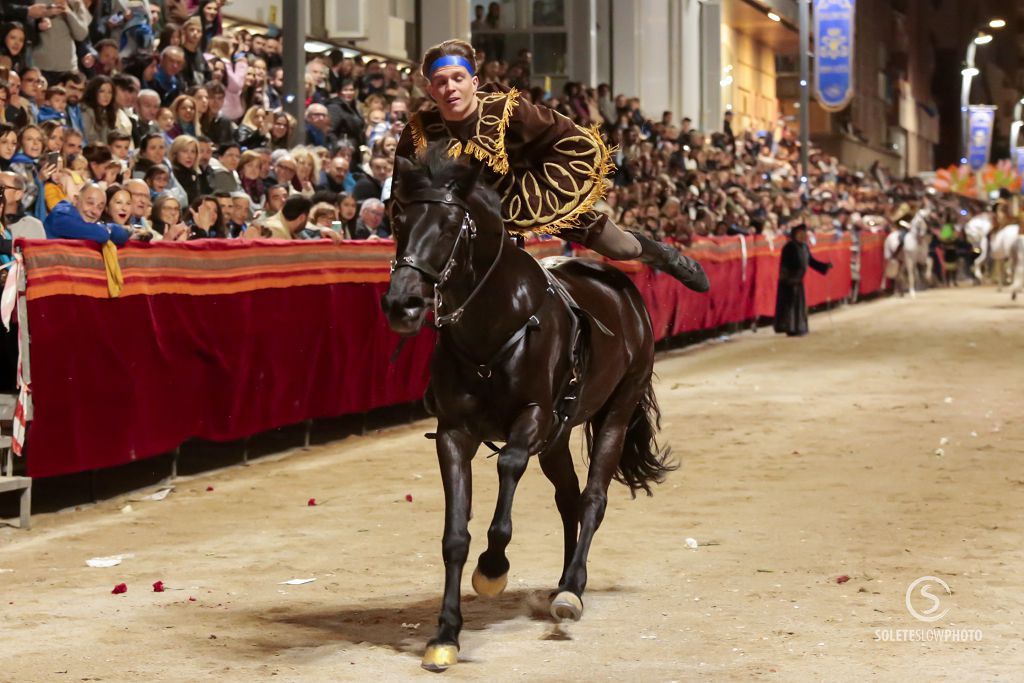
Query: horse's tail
[{"left": 588, "top": 376, "right": 677, "bottom": 498}]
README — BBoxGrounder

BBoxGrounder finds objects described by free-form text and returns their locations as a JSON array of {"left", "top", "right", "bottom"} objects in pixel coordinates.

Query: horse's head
[{"left": 381, "top": 146, "right": 483, "bottom": 336}]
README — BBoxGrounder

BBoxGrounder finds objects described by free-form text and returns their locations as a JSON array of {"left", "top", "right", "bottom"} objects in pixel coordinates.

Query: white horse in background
[
  {"left": 964, "top": 213, "right": 993, "bottom": 281},
  {"left": 988, "top": 223, "right": 1021, "bottom": 289},
  {"left": 884, "top": 208, "right": 933, "bottom": 298},
  {"left": 1010, "top": 237, "right": 1024, "bottom": 301}
]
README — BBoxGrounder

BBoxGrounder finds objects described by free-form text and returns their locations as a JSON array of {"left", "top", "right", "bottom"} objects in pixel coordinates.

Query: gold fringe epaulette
[
  {"left": 409, "top": 115, "right": 427, "bottom": 154},
  {"left": 445, "top": 88, "right": 518, "bottom": 175}
]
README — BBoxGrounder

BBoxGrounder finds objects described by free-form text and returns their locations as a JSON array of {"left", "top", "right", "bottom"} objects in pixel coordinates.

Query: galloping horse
[
  {"left": 884, "top": 208, "right": 933, "bottom": 298},
  {"left": 381, "top": 148, "right": 674, "bottom": 672}
]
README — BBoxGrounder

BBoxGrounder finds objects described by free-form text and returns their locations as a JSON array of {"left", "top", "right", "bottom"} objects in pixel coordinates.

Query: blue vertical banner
[
  {"left": 1016, "top": 147, "right": 1024, "bottom": 193},
  {"left": 813, "top": 0, "right": 856, "bottom": 111},
  {"left": 966, "top": 106, "right": 997, "bottom": 171}
]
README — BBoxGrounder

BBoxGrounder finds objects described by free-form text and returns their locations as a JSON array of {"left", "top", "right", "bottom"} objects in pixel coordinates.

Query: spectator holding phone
[{"left": 9, "top": 123, "right": 55, "bottom": 219}]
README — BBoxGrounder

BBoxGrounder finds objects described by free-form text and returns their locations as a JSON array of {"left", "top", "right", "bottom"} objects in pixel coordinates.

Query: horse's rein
[{"left": 390, "top": 189, "right": 506, "bottom": 328}]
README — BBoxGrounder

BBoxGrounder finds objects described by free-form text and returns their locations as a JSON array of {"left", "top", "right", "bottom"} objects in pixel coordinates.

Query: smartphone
[{"left": 43, "top": 152, "right": 62, "bottom": 167}]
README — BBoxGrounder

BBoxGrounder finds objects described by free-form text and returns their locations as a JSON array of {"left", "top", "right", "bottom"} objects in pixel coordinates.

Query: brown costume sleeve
[{"left": 495, "top": 92, "right": 615, "bottom": 235}]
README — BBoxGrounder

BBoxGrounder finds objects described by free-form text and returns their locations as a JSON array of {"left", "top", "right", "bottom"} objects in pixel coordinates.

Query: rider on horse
[{"left": 393, "top": 39, "right": 710, "bottom": 293}]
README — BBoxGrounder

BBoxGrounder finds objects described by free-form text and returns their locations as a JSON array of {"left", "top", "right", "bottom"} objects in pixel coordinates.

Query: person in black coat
[
  {"left": 326, "top": 80, "right": 365, "bottom": 146},
  {"left": 774, "top": 224, "right": 832, "bottom": 337}
]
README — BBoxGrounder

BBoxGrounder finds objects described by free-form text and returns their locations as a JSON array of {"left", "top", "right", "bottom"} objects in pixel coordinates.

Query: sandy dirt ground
[{"left": 2, "top": 286, "right": 1023, "bottom": 682}]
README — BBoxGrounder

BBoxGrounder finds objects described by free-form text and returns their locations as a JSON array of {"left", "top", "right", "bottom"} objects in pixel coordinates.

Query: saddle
[{"left": 429, "top": 259, "right": 614, "bottom": 456}]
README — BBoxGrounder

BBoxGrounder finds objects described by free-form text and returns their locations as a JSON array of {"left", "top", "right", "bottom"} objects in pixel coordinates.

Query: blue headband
[{"left": 428, "top": 55, "right": 475, "bottom": 77}]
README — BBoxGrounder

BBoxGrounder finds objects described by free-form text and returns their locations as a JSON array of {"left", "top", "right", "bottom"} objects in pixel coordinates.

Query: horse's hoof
[
  {"left": 421, "top": 644, "right": 459, "bottom": 672},
  {"left": 471, "top": 567, "right": 508, "bottom": 597},
  {"left": 550, "top": 591, "right": 583, "bottom": 621}
]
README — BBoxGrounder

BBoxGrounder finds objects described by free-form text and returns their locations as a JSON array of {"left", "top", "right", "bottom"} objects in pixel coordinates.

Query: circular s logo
[{"left": 905, "top": 576, "right": 951, "bottom": 623}]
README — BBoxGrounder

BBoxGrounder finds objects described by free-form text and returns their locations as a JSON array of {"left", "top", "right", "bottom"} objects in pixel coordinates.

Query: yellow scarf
[{"left": 102, "top": 241, "right": 124, "bottom": 297}]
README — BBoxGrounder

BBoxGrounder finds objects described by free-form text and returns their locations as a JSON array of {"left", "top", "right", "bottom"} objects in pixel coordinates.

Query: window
[{"left": 470, "top": 0, "right": 569, "bottom": 78}]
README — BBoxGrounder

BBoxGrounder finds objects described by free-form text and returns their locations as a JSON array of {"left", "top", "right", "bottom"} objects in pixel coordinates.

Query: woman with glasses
[{"left": 150, "top": 193, "right": 189, "bottom": 241}]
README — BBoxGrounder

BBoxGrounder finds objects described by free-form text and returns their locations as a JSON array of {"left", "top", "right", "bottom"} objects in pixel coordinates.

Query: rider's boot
[{"left": 628, "top": 231, "right": 710, "bottom": 293}]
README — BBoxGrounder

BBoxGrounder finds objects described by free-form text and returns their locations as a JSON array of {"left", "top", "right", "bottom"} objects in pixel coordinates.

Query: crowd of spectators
[
  {"left": 0, "top": 0, "right": 401, "bottom": 248},
  {"left": 0, "top": 0, "right": 938, "bottom": 256}
]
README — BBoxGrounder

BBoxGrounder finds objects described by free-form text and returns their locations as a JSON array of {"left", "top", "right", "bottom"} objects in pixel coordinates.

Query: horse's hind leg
[
  {"left": 550, "top": 390, "right": 636, "bottom": 621},
  {"left": 539, "top": 434, "right": 581, "bottom": 586},
  {"left": 421, "top": 428, "right": 479, "bottom": 672},
  {"left": 473, "top": 405, "right": 551, "bottom": 597}
]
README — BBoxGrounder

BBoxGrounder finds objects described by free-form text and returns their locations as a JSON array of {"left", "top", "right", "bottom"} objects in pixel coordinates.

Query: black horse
[{"left": 381, "top": 147, "right": 675, "bottom": 672}]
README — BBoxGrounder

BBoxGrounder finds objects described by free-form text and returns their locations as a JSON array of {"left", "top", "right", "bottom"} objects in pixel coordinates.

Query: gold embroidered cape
[{"left": 398, "top": 88, "right": 615, "bottom": 236}]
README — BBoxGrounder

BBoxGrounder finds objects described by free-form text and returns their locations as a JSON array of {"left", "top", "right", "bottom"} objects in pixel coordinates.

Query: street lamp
[{"left": 961, "top": 20, "right": 1005, "bottom": 163}]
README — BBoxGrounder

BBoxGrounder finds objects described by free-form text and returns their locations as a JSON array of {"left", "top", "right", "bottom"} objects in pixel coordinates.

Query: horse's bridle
[{"left": 390, "top": 188, "right": 505, "bottom": 327}]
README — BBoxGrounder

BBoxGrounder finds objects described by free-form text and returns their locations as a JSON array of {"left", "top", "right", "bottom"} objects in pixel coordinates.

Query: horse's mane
[{"left": 404, "top": 142, "right": 503, "bottom": 223}]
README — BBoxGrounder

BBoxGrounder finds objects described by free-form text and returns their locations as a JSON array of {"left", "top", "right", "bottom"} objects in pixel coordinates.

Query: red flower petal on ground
[
  {"left": 206, "top": 486, "right": 214, "bottom": 492},
  {"left": 111, "top": 583, "right": 127, "bottom": 594},
  {"left": 188, "top": 597, "right": 197, "bottom": 602},
  {"left": 307, "top": 498, "right": 316, "bottom": 506},
  {"left": 836, "top": 575, "right": 850, "bottom": 584},
  {"left": 405, "top": 494, "right": 413, "bottom": 502},
  {"left": 153, "top": 581, "right": 165, "bottom": 592}
]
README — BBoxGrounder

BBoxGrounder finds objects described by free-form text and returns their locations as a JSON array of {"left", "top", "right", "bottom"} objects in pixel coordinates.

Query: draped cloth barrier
[{"left": 18, "top": 233, "right": 882, "bottom": 478}]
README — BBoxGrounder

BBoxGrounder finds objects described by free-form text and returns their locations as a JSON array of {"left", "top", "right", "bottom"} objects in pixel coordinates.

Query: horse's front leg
[
  {"left": 472, "top": 404, "right": 552, "bottom": 597},
  {"left": 906, "top": 255, "right": 916, "bottom": 299},
  {"left": 974, "top": 239, "right": 988, "bottom": 282},
  {"left": 422, "top": 427, "right": 479, "bottom": 673}
]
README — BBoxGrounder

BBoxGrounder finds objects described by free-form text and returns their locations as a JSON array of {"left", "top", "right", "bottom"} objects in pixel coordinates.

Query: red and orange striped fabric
[{"left": 20, "top": 238, "right": 567, "bottom": 301}]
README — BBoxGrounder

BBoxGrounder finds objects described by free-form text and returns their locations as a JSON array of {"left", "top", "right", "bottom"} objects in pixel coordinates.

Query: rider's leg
[{"left": 583, "top": 215, "right": 710, "bottom": 293}]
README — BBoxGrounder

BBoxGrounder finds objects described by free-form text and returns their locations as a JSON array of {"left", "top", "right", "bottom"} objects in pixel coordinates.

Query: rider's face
[{"left": 427, "top": 66, "right": 478, "bottom": 121}]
